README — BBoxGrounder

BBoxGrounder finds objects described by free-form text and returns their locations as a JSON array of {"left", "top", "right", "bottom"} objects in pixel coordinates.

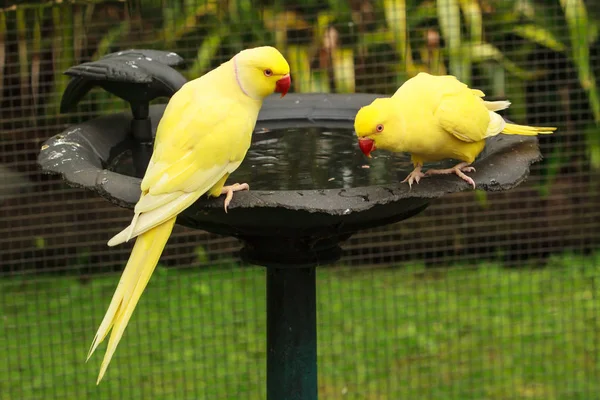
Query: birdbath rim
[{"left": 38, "top": 93, "right": 541, "bottom": 216}]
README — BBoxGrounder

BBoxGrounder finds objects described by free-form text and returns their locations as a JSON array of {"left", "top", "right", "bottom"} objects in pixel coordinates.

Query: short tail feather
[
  {"left": 484, "top": 100, "right": 511, "bottom": 112},
  {"left": 87, "top": 217, "right": 176, "bottom": 384}
]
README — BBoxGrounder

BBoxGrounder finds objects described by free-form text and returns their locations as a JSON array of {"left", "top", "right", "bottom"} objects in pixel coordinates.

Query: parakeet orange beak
[
  {"left": 275, "top": 74, "right": 291, "bottom": 97},
  {"left": 358, "top": 137, "right": 375, "bottom": 158}
]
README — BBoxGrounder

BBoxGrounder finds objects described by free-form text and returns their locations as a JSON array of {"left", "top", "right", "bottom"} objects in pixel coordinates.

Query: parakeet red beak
[
  {"left": 275, "top": 74, "right": 291, "bottom": 97},
  {"left": 358, "top": 137, "right": 375, "bottom": 158}
]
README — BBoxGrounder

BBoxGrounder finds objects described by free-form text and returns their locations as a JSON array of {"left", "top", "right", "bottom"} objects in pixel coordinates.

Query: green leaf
[
  {"left": 16, "top": 8, "right": 29, "bottom": 108},
  {"left": 560, "top": 0, "right": 600, "bottom": 122},
  {"left": 262, "top": 10, "right": 311, "bottom": 50},
  {"left": 92, "top": 20, "right": 130, "bottom": 60},
  {"left": 49, "top": 6, "right": 75, "bottom": 115},
  {"left": 506, "top": 75, "right": 527, "bottom": 122},
  {"left": 0, "top": 13, "right": 4, "bottom": 108},
  {"left": 332, "top": 48, "right": 355, "bottom": 93},
  {"left": 459, "top": 0, "right": 482, "bottom": 43},
  {"left": 437, "top": 0, "right": 461, "bottom": 48},
  {"left": 383, "top": 0, "right": 419, "bottom": 74},
  {"left": 73, "top": 4, "right": 85, "bottom": 63},
  {"left": 357, "top": 30, "right": 394, "bottom": 48},
  {"left": 512, "top": 24, "right": 566, "bottom": 52},
  {"left": 411, "top": 0, "right": 437, "bottom": 26},
  {"left": 162, "top": 5, "right": 177, "bottom": 46},
  {"left": 326, "top": 0, "right": 352, "bottom": 17},
  {"left": 186, "top": 27, "right": 224, "bottom": 78},
  {"left": 383, "top": 0, "right": 408, "bottom": 59},
  {"left": 31, "top": 8, "right": 43, "bottom": 111},
  {"left": 287, "top": 45, "right": 314, "bottom": 93},
  {"left": 537, "top": 144, "right": 567, "bottom": 198},
  {"left": 437, "top": 0, "right": 470, "bottom": 83},
  {"left": 584, "top": 123, "right": 600, "bottom": 169},
  {"left": 463, "top": 42, "right": 546, "bottom": 81},
  {"left": 310, "top": 70, "right": 331, "bottom": 93},
  {"left": 315, "top": 11, "right": 335, "bottom": 41},
  {"left": 479, "top": 61, "right": 506, "bottom": 97},
  {"left": 163, "top": 2, "right": 217, "bottom": 47}
]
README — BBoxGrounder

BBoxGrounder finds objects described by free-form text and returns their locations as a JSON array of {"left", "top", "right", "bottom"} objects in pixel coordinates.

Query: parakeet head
[
  {"left": 354, "top": 98, "right": 398, "bottom": 158},
  {"left": 234, "top": 46, "right": 291, "bottom": 100}
]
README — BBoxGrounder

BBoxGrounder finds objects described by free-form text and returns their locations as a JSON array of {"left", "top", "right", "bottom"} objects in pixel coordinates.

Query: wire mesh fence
[{"left": 1, "top": 0, "right": 600, "bottom": 399}]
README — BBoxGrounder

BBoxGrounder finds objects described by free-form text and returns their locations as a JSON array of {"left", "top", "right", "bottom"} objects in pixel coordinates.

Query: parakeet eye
[
  {"left": 376, "top": 124, "right": 384, "bottom": 132},
  {"left": 264, "top": 69, "right": 273, "bottom": 77}
]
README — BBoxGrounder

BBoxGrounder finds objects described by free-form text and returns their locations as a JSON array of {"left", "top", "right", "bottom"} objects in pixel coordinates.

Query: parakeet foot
[
  {"left": 401, "top": 166, "right": 426, "bottom": 188},
  {"left": 424, "top": 162, "right": 476, "bottom": 189},
  {"left": 221, "top": 183, "right": 250, "bottom": 213}
]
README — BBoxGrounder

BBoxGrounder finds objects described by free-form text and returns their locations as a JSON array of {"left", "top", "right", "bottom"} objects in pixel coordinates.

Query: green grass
[{"left": 2, "top": 253, "right": 600, "bottom": 400}]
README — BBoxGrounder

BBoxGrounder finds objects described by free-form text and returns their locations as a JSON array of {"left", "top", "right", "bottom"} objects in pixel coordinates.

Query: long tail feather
[
  {"left": 87, "top": 217, "right": 176, "bottom": 384},
  {"left": 502, "top": 123, "right": 557, "bottom": 136}
]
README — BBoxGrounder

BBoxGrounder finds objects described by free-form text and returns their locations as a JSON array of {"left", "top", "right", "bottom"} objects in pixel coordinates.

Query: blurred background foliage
[
  {"left": 1, "top": 0, "right": 599, "bottom": 271},
  {"left": 1, "top": 0, "right": 599, "bottom": 181},
  {"left": 2, "top": 2, "right": 600, "bottom": 398}
]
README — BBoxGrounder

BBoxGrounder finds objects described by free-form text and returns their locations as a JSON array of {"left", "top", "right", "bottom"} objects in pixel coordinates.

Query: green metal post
[{"left": 266, "top": 267, "right": 317, "bottom": 400}]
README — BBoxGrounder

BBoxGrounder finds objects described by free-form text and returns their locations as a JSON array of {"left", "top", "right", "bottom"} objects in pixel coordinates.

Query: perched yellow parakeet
[
  {"left": 354, "top": 72, "right": 556, "bottom": 188},
  {"left": 86, "top": 46, "right": 291, "bottom": 383}
]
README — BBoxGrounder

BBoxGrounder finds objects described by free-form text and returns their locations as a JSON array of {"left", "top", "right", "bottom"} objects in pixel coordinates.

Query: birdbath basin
[{"left": 38, "top": 51, "right": 542, "bottom": 400}]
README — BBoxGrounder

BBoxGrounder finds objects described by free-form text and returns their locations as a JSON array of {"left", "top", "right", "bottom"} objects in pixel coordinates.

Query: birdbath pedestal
[{"left": 38, "top": 52, "right": 542, "bottom": 400}]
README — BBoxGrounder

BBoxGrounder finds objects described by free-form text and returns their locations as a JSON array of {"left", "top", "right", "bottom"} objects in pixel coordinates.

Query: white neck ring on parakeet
[{"left": 233, "top": 55, "right": 260, "bottom": 101}]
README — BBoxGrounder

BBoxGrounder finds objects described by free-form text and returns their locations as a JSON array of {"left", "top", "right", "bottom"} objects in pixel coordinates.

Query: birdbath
[{"left": 38, "top": 51, "right": 542, "bottom": 400}]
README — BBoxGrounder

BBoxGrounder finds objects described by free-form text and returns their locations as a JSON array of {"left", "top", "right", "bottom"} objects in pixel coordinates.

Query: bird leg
[
  {"left": 424, "top": 162, "right": 476, "bottom": 189},
  {"left": 401, "top": 164, "right": 426, "bottom": 189},
  {"left": 221, "top": 183, "right": 250, "bottom": 213}
]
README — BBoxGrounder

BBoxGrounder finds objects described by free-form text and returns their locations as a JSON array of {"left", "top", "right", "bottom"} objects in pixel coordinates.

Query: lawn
[{"left": 1, "top": 253, "right": 599, "bottom": 400}]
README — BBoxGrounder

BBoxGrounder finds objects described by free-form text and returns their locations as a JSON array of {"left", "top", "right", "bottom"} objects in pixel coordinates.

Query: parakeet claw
[
  {"left": 221, "top": 183, "right": 250, "bottom": 213},
  {"left": 401, "top": 166, "right": 426, "bottom": 189},
  {"left": 424, "top": 162, "right": 476, "bottom": 189}
]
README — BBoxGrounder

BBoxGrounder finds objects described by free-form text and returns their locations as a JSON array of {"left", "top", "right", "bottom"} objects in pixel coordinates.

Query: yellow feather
[
  {"left": 87, "top": 46, "right": 290, "bottom": 383},
  {"left": 89, "top": 217, "right": 175, "bottom": 384},
  {"left": 107, "top": 190, "right": 203, "bottom": 247},
  {"left": 484, "top": 100, "right": 511, "bottom": 111},
  {"left": 502, "top": 123, "right": 557, "bottom": 136},
  {"left": 486, "top": 111, "right": 506, "bottom": 137},
  {"left": 354, "top": 72, "right": 557, "bottom": 168}
]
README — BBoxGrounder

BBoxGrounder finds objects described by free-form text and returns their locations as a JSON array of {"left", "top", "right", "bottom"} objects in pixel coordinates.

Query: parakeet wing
[
  {"left": 109, "top": 84, "right": 256, "bottom": 245},
  {"left": 434, "top": 91, "right": 490, "bottom": 143},
  {"left": 433, "top": 85, "right": 511, "bottom": 144},
  {"left": 142, "top": 87, "right": 254, "bottom": 196},
  {"left": 394, "top": 73, "right": 502, "bottom": 144}
]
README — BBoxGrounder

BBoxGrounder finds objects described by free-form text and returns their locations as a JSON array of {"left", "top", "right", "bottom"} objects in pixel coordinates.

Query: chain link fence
[{"left": 1, "top": 1, "right": 599, "bottom": 399}]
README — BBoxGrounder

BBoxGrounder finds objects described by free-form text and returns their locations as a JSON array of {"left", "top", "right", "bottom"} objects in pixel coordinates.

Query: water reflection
[
  {"left": 232, "top": 127, "right": 415, "bottom": 190},
  {"left": 108, "top": 127, "right": 454, "bottom": 191}
]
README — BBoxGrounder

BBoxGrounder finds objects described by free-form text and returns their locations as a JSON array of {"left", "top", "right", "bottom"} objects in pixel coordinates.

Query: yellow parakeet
[
  {"left": 86, "top": 46, "right": 291, "bottom": 383},
  {"left": 354, "top": 72, "right": 556, "bottom": 188}
]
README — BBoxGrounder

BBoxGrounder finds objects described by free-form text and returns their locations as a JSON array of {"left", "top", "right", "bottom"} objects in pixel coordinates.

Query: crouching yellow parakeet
[
  {"left": 354, "top": 72, "right": 556, "bottom": 188},
  {"left": 86, "top": 46, "right": 291, "bottom": 383}
]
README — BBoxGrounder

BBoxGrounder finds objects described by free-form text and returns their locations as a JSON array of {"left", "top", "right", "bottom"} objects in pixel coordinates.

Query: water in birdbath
[{"left": 106, "top": 127, "right": 454, "bottom": 190}]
